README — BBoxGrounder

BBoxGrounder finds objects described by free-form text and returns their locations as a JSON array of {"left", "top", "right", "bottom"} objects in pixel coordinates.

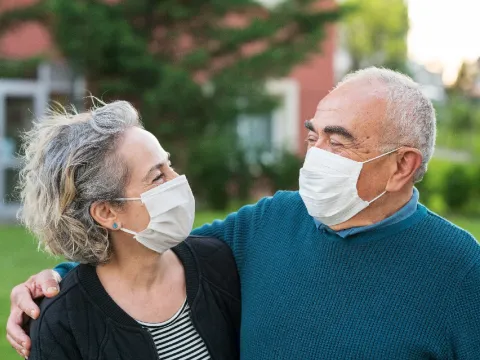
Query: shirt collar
[{"left": 313, "top": 188, "right": 419, "bottom": 238}]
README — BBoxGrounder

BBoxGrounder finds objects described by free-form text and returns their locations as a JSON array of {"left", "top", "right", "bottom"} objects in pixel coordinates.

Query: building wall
[
  {"left": 289, "top": 24, "right": 336, "bottom": 155},
  {"left": 0, "top": 0, "right": 52, "bottom": 59}
]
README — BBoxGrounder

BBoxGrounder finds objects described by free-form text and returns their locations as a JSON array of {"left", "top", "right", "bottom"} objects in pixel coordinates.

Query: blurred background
[{"left": 0, "top": 0, "right": 479, "bottom": 357}]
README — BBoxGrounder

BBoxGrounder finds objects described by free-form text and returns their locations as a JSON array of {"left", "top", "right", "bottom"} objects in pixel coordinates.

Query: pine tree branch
[{"left": 198, "top": 9, "right": 341, "bottom": 77}]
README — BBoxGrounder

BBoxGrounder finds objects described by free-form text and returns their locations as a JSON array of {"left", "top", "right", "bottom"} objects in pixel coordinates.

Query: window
[
  {"left": 5, "top": 96, "right": 34, "bottom": 155},
  {"left": 237, "top": 79, "right": 299, "bottom": 163},
  {"left": 0, "top": 62, "right": 85, "bottom": 220},
  {"left": 237, "top": 113, "right": 274, "bottom": 162}
]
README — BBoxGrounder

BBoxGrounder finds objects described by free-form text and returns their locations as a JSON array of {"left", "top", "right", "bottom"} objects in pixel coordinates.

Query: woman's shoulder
[
  {"left": 29, "top": 267, "right": 84, "bottom": 341},
  {"left": 38, "top": 266, "right": 83, "bottom": 310},
  {"left": 176, "top": 236, "right": 240, "bottom": 300},
  {"left": 183, "top": 235, "right": 231, "bottom": 255}
]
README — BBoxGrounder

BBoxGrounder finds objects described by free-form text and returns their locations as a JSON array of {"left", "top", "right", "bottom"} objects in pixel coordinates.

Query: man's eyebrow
[
  {"left": 304, "top": 120, "right": 316, "bottom": 132},
  {"left": 323, "top": 125, "right": 355, "bottom": 141}
]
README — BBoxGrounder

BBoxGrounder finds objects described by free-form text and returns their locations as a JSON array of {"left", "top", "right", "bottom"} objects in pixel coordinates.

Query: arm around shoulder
[
  {"left": 53, "top": 262, "right": 79, "bottom": 279},
  {"left": 191, "top": 195, "right": 273, "bottom": 252}
]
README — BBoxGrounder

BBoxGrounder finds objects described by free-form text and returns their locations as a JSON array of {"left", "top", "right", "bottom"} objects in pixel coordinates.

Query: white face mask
[
  {"left": 115, "top": 175, "right": 195, "bottom": 253},
  {"left": 299, "top": 147, "right": 399, "bottom": 226}
]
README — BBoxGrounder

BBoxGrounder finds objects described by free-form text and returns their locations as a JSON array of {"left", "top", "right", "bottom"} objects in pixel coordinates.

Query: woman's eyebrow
[{"left": 142, "top": 164, "right": 163, "bottom": 182}]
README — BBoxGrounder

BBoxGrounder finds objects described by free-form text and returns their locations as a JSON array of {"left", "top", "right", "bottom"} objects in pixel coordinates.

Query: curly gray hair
[{"left": 18, "top": 100, "right": 143, "bottom": 265}]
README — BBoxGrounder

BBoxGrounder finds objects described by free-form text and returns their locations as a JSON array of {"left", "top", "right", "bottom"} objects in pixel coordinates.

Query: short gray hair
[
  {"left": 18, "top": 100, "right": 143, "bottom": 265},
  {"left": 336, "top": 67, "right": 436, "bottom": 182}
]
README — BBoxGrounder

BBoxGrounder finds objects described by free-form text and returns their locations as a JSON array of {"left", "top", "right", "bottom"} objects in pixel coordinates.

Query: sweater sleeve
[
  {"left": 53, "top": 262, "right": 79, "bottom": 279},
  {"left": 446, "top": 261, "right": 480, "bottom": 359},
  {"left": 29, "top": 305, "right": 82, "bottom": 360},
  {"left": 191, "top": 196, "right": 272, "bottom": 261}
]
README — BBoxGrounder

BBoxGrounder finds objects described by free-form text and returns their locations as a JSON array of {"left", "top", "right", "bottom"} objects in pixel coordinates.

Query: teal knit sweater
[{"left": 191, "top": 191, "right": 480, "bottom": 359}]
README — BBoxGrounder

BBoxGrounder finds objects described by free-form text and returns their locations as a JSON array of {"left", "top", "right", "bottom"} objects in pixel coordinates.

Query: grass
[{"left": 1, "top": 211, "right": 479, "bottom": 359}]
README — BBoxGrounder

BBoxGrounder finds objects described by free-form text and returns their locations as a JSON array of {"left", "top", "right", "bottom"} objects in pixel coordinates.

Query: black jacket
[{"left": 29, "top": 236, "right": 241, "bottom": 360}]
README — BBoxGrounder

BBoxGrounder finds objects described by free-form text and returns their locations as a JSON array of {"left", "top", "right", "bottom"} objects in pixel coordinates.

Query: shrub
[{"left": 442, "top": 164, "right": 474, "bottom": 213}]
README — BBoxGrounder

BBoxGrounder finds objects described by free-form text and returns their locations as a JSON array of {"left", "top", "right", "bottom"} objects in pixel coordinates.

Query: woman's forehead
[{"left": 119, "top": 128, "right": 169, "bottom": 169}]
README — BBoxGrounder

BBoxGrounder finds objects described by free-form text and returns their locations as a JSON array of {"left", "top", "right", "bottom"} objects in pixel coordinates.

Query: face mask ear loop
[
  {"left": 119, "top": 227, "right": 137, "bottom": 236},
  {"left": 362, "top": 147, "right": 401, "bottom": 164},
  {"left": 368, "top": 190, "right": 387, "bottom": 205}
]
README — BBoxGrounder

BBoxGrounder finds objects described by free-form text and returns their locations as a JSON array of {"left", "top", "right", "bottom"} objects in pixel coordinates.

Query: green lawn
[{"left": 1, "top": 212, "right": 479, "bottom": 359}]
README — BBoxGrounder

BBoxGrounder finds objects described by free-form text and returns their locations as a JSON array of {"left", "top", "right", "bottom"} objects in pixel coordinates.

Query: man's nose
[{"left": 313, "top": 137, "right": 329, "bottom": 150}]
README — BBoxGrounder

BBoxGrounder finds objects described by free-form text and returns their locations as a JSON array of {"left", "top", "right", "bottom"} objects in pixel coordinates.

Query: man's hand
[{"left": 6, "top": 269, "right": 61, "bottom": 358}]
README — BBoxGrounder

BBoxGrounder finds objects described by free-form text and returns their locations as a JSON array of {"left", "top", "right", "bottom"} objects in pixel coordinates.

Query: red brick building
[{"left": 0, "top": 0, "right": 336, "bottom": 219}]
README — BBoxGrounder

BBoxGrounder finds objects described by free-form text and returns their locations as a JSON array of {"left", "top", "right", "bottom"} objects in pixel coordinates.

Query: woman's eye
[{"left": 153, "top": 174, "right": 165, "bottom": 183}]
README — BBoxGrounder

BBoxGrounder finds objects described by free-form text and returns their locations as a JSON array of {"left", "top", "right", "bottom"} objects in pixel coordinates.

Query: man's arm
[
  {"left": 54, "top": 262, "right": 79, "bottom": 279},
  {"left": 6, "top": 269, "right": 64, "bottom": 357},
  {"left": 446, "top": 262, "right": 480, "bottom": 358},
  {"left": 191, "top": 195, "right": 273, "bottom": 262}
]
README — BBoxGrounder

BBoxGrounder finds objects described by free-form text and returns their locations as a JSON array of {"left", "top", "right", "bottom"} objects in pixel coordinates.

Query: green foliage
[
  {"left": 342, "top": 0, "right": 409, "bottom": 72},
  {"left": 0, "top": 57, "right": 43, "bottom": 78},
  {"left": 435, "top": 96, "right": 480, "bottom": 155},
  {"left": 417, "top": 158, "right": 480, "bottom": 217},
  {"left": 0, "top": 0, "right": 341, "bottom": 209},
  {"left": 442, "top": 165, "right": 474, "bottom": 212},
  {"left": 260, "top": 150, "right": 303, "bottom": 191}
]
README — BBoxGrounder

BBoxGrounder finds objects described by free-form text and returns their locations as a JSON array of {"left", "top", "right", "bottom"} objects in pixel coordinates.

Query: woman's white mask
[
  {"left": 115, "top": 175, "right": 195, "bottom": 253},
  {"left": 299, "top": 147, "right": 399, "bottom": 226}
]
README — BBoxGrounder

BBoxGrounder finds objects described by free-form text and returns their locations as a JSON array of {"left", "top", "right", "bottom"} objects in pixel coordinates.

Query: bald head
[{"left": 333, "top": 67, "right": 436, "bottom": 182}]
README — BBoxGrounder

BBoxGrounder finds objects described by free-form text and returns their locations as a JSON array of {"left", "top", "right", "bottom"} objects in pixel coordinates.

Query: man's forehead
[{"left": 314, "top": 87, "right": 386, "bottom": 125}]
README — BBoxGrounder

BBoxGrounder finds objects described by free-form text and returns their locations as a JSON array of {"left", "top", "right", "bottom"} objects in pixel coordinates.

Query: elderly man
[{"left": 7, "top": 67, "right": 480, "bottom": 359}]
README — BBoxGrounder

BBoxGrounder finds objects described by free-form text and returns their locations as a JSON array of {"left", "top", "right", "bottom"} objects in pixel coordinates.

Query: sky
[{"left": 407, "top": 0, "right": 480, "bottom": 84}]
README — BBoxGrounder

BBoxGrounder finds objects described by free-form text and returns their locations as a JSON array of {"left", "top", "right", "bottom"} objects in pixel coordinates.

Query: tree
[
  {"left": 451, "top": 60, "right": 478, "bottom": 96},
  {"left": 0, "top": 0, "right": 341, "bottom": 209},
  {"left": 341, "top": 0, "right": 408, "bottom": 72}
]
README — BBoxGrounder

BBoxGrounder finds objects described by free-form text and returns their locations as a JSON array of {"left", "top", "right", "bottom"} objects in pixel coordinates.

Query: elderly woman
[{"left": 19, "top": 100, "right": 240, "bottom": 360}]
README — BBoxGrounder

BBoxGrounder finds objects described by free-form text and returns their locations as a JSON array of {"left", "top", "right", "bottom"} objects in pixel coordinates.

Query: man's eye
[
  {"left": 329, "top": 139, "right": 342, "bottom": 147},
  {"left": 307, "top": 137, "right": 317, "bottom": 143}
]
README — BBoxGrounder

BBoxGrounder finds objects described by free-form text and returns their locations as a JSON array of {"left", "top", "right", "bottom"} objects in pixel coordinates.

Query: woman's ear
[
  {"left": 386, "top": 148, "right": 423, "bottom": 192},
  {"left": 90, "top": 201, "right": 121, "bottom": 231}
]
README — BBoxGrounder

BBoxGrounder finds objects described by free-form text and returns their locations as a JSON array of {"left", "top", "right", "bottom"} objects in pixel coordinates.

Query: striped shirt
[{"left": 137, "top": 300, "right": 211, "bottom": 360}]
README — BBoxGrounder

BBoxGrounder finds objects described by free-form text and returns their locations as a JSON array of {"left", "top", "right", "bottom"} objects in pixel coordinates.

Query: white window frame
[
  {"left": 0, "top": 63, "right": 85, "bottom": 221},
  {"left": 266, "top": 78, "right": 300, "bottom": 154}
]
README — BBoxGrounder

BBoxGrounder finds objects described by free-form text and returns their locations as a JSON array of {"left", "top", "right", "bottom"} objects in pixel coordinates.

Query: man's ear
[
  {"left": 386, "top": 148, "right": 423, "bottom": 192},
  {"left": 90, "top": 201, "right": 120, "bottom": 231}
]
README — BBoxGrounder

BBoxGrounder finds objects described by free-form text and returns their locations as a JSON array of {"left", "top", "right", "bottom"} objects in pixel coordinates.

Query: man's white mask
[{"left": 299, "top": 147, "right": 399, "bottom": 226}]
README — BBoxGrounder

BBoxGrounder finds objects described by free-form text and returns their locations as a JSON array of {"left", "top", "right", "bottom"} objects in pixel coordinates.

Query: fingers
[
  {"left": 6, "top": 307, "right": 31, "bottom": 349},
  {"left": 38, "top": 270, "right": 60, "bottom": 298},
  {"left": 6, "top": 332, "right": 29, "bottom": 358},
  {"left": 12, "top": 284, "right": 40, "bottom": 320},
  {"left": 6, "top": 269, "right": 60, "bottom": 358}
]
